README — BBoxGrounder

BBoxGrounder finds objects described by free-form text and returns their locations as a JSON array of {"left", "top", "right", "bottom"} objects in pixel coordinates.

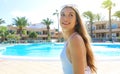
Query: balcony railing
[
  {"left": 93, "top": 28, "right": 120, "bottom": 33},
  {"left": 93, "top": 29, "right": 109, "bottom": 33}
]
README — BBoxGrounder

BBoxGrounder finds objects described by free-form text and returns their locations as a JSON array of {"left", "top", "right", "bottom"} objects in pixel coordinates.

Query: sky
[{"left": 0, "top": 0, "right": 120, "bottom": 29}]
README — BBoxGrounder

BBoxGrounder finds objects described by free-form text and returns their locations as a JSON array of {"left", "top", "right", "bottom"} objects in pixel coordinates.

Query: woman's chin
[{"left": 62, "top": 28, "right": 70, "bottom": 32}]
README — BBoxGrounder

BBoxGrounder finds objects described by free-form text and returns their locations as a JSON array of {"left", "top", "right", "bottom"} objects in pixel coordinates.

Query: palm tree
[
  {"left": 0, "top": 18, "right": 5, "bottom": 25},
  {"left": 29, "top": 31, "right": 37, "bottom": 39},
  {"left": 113, "top": 11, "right": 120, "bottom": 21},
  {"left": 13, "top": 17, "right": 29, "bottom": 38},
  {"left": 41, "top": 18, "right": 53, "bottom": 41},
  {"left": 0, "top": 26, "right": 9, "bottom": 42},
  {"left": 53, "top": 9, "right": 60, "bottom": 42},
  {"left": 102, "top": 0, "right": 115, "bottom": 41},
  {"left": 82, "top": 11, "right": 95, "bottom": 38},
  {"left": 95, "top": 13, "right": 102, "bottom": 21}
]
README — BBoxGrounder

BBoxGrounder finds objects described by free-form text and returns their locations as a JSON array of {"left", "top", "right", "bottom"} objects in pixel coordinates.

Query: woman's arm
[{"left": 68, "top": 35, "right": 86, "bottom": 74}]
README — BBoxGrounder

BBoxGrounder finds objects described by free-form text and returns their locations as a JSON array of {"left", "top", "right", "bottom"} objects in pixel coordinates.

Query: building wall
[
  {"left": 92, "top": 20, "right": 120, "bottom": 42},
  {"left": 6, "top": 23, "right": 63, "bottom": 41}
]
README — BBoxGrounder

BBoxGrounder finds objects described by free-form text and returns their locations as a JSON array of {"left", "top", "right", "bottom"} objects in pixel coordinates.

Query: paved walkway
[
  {"left": 0, "top": 60, "right": 63, "bottom": 74},
  {"left": 0, "top": 59, "right": 120, "bottom": 74}
]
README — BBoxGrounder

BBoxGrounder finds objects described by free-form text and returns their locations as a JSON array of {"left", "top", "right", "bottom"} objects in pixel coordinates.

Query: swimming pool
[
  {"left": 0, "top": 43, "right": 120, "bottom": 60},
  {"left": 92, "top": 43, "right": 120, "bottom": 57},
  {"left": 0, "top": 43, "right": 64, "bottom": 60}
]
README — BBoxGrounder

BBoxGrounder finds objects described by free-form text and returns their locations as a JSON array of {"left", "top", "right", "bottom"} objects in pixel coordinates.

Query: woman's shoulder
[
  {"left": 68, "top": 33, "right": 86, "bottom": 57},
  {"left": 68, "top": 33, "right": 85, "bottom": 47},
  {"left": 71, "top": 33, "right": 84, "bottom": 43}
]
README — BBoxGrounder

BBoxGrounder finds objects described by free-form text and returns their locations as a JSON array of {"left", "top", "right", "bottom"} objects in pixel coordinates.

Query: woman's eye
[
  {"left": 70, "top": 14, "right": 73, "bottom": 17},
  {"left": 61, "top": 14, "right": 65, "bottom": 16}
]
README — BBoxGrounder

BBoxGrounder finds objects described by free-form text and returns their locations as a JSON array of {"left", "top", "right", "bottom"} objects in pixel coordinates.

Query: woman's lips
[{"left": 62, "top": 22, "right": 70, "bottom": 25}]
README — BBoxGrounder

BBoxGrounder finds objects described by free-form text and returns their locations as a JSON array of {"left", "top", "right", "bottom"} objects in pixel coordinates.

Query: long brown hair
[{"left": 61, "top": 5, "right": 97, "bottom": 73}]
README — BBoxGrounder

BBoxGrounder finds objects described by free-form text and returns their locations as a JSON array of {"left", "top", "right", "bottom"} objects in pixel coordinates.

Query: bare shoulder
[
  {"left": 67, "top": 34, "right": 86, "bottom": 52},
  {"left": 69, "top": 34, "right": 85, "bottom": 46}
]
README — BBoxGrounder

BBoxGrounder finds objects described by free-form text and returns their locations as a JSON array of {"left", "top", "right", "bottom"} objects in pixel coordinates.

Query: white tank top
[{"left": 60, "top": 32, "right": 91, "bottom": 74}]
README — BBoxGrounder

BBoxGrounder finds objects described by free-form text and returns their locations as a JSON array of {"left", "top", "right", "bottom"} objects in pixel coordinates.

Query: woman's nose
[{"left": 63, "top": 16, "right": 69, "bottom": 21}]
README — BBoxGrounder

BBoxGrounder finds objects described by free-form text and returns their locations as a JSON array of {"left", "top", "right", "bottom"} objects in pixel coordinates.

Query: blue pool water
[
  {"left": 0, "top": 43, "right": 120, "bottom": 58},
  {"left": 0, "top": 43, "right": 64, "bottom": 58},
  {"left": 92, "top": 43, "right": 120, "bottom": 57}
]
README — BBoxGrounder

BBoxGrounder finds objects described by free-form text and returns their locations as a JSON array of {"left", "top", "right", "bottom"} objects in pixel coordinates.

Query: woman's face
[{"left": 60, "top": 7, "right": 76, "bottom": 32}]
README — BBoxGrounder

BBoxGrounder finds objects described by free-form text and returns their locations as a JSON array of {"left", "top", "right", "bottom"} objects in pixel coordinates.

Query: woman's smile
[{"left": 62, "top": 22, "right": 71, "bottom": 25}]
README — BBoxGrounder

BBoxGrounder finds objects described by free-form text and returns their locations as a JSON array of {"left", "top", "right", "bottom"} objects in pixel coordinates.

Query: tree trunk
[
  {"left": 90, "top": 21, "right": 93, "bottom": 38},
  {"left": 1, "top": 36, "right": 5, "bottom": 42},
  {"left": 109, "top": 9, "right": 112, "bottom": 41},
  {"left": 47, "top": 26, "right": 50, "bottom": 41},
  {"left": 19, "top": 28, "right": 22, "bottom": 39},
  {"left": 57, "top": 14, "right": 60, "bottom": 42}
]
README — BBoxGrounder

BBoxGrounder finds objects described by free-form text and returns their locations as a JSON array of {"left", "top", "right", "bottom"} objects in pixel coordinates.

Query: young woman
[{"left": 60, "top": 5, "right": 97, "bottom": 74}]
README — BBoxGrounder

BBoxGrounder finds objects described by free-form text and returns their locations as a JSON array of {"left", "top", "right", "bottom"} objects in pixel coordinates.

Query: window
[
  {"left": 51, "top": 32, "right": 54, "bottom": 35},
  {"left": 111, "top": 24, "right": 118, "bottom": 29},
  {"left": 116, "top": 33, "right": 119, "bottom": 37}
]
